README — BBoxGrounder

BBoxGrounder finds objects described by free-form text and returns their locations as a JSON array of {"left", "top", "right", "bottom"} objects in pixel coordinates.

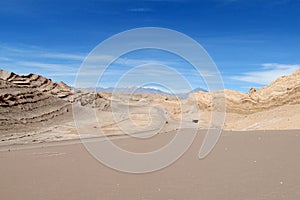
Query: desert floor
[{"left": 0, "top": 129, "right": 299, "bottom": 200}]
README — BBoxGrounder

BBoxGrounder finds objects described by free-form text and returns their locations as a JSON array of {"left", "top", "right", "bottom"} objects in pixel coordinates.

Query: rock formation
[
  {"left": 0, "top": 68, "right": 299, "bottom": 136},
  {"left": 190, "top": 69, "right": 300, "bottom": 114},
  {"left": 0, "top": 69, "right": 110, "bottom": 134}
]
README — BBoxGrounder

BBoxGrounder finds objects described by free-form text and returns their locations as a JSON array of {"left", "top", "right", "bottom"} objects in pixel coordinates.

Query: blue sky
[{"left": 0, "top": 0, "right": 299, "bottom": 92}]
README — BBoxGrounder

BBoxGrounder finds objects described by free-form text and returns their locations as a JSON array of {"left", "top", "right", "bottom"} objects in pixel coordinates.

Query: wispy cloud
[
  {"left": 76, "top": 64, "right": 196, "bottom": 92},
  {"left": 39, "top": 52, "right": 85, "bottom": 61},
  {"left": 17, "top": 61, "right": 75, "bottom": 71},
  {"left": 0, "top": 44, "right": 83, "bottom": 84},
  {"left": 231, "top": 63, "right": 300, "bottom": 85},
  {"left": 215, "top": 0, "right": 292, "bottom": 5},
  {"left": 0, "top": 44, "right": 212, "bottom": 91},
  {"left": 128, "top": 8, "right": 153, "bottom": 12},
  {"left": 82, "top": 54, "right": 178, "bottom": 69},
  {"left": 0, "top": 56, "right": 12, "bottom": 61},
  {"left": 143, "top": 0, "right": 186, "bottom": 2},
  {"left": 0, "top": 44, "right": 85, "bottom": 61}
]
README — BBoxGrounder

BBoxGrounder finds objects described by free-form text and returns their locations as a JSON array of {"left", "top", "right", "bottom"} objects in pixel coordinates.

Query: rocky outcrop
[
  {"left": 0, "top": 69, "right": 78, "bottom": 102},
  {"left": 191, "top": 69, "right": 300, "bottom": 114},
  {"left": 0, "top": 69, "right": 111, "bottom": 107},
  {"left": 1, "top": 67, "right": 299, "bottom": 135},
  {"left": 0, "top": 69, "right": 111, "bottom": 134},
  {"left": 0, "top": 78, "right": 71, "bottom": 133}
]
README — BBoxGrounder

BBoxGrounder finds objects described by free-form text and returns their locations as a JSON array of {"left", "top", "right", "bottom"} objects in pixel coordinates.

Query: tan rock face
[
  {"left": 0, "top": 69, "right": 75, "bottom": 102},
  {"left": 0, "top": 78, "right": 71, "bottom": 134},
  {"left": 191, "top": 69, "right": 300, "bottom": 114},
  {"left": 189, "top": 69, "right": 300, "bottom": 130},
  {"left": 0, "top": 69, "right": 111, "bottom": 134},
  {"left": 248, "top": 87, "right": 256, "bottom": 95}
]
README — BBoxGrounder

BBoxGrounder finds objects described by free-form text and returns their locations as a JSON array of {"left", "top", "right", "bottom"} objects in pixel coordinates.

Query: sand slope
[{"left": 0, "top": 130, "right": 299, "bottom": 200}]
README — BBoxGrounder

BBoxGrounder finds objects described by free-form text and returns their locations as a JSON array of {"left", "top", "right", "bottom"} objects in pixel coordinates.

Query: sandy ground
[
  {"left": 0, "top": 129, "right": 299, "bottom": 200},
  {"left": 224, "top": 104, "right": 300, "bottom": 131}
]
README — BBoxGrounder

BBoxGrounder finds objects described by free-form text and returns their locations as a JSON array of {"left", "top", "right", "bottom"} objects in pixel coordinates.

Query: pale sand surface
[{"left": 0, "top": 129, "right": 299, "bottom": 200}]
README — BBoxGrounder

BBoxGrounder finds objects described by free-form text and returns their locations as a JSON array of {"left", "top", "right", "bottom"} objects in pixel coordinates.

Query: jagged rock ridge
[
  {"left": 190, "top": 69, "right": 300, "bottom": 114},
  {"left": 0, "top": 69, "right": 111, "bottom": 134}
]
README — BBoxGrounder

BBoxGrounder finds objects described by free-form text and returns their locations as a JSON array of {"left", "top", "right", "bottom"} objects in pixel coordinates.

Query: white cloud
[
  {"left": 0, "top": 44, "right": 215, "bottom": 92},
  {"left": 17, "top": 61, "right": 71, "bottom": 70},
  {"left": 81, "top": 54, "right": 179, "bottom": 69},
  {"left": 0, "top": 45, "right": 83, "bottom": 77},
  {"left": 47, "top": 72, "right": 78, "bottom": 77},
  {"left": 40, "top": 52, "right": 85, "bottom": 61},
  {"left": 0, "top": 56, "right": 11, "bottom": 61},
  {"left": 128, "top": 8, "right": 153, "bottom": 12},
  {"left": 0, "top": 45, "right": 84, "bottom": 61},
  {"left": 231, "top": 63, "right": 300, "bottom": 85}
]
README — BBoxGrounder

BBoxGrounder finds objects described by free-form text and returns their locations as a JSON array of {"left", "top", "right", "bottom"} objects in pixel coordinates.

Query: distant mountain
[
  {"left": 189, "top": 87, "right": 208, "bottom": 93},
  {"left": 83, "top": 87, "right": 171, "bottom": 95},
  {"left": 81, "top": 86, "right": 207, "bottom": 98},
  {"left": 176, "top": 87, "right": 208, "bottom": 99}
]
